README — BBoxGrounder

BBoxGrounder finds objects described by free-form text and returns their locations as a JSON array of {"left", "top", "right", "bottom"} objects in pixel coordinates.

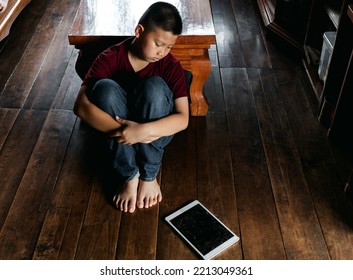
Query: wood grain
[
  {"left": 0, "top": 110, "right": 47, "bottom": 230},
  {"left": 222, "top": 67, "right": 286, "bottom": 260},
  {"left": 249, "top": 67, "right": 329, "bottom": 259},
  {"left": 0, "top": 109, "right": 76, "bottom": 259}
]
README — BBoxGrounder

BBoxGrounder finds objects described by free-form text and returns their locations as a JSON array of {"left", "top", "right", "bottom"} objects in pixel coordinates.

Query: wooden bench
[{"left": 68, "top": 0, "right": 216, "bottom": 116}]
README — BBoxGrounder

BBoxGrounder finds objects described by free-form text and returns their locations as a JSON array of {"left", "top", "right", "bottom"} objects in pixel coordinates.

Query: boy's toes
[
  {"left": 128, "top": 204, "right": 135, "bottom": 213},
  {"left": 137, "top": 199, "right": 145, "bottom": 209}
]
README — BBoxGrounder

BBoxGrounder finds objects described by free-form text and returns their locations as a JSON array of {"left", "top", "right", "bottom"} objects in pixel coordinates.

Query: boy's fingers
[{"left": 115, "top": 116, "right": 126, "bottom": 125}]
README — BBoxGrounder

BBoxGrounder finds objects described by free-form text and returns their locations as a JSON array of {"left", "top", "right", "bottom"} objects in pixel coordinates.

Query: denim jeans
[{"left": 88, "top": 77, "right": 174, "bottom": 182}]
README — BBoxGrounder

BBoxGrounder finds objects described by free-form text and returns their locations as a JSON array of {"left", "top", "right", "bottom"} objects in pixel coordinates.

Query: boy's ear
[{"left": 135, "top": 24, "right": 145, "bottom": 38}]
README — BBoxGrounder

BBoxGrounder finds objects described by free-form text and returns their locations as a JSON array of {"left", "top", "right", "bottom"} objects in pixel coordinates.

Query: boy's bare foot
[
  {"left": 137, "top": 179, "right": 162, "bottom": 209},
  {"left": 113, "top": 177, "right": 139, "bottom": 213}
]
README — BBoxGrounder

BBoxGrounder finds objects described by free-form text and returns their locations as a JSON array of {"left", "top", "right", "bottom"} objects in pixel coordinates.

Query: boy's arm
[
  {"left": 74, "top": 85, "right": 121, "bottom": 134},
  {"left": 114, "top": 96, "right": 189, "bottom": 145},
  {"left": 145, "top": 96, "right": 189, "bottom": 136}
]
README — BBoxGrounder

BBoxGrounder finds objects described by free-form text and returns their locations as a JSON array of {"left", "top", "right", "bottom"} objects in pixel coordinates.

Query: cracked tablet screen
[{"left": 169, "top": 204, "right": 234, "bottom": 255}]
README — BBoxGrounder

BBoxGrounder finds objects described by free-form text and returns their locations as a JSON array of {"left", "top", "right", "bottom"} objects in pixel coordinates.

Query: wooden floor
[{"left": 1, "top": 0, "right": 353, "bottom": 260}]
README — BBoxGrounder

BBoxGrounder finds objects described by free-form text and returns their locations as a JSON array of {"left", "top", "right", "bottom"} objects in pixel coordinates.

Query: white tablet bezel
[{"left": 165, "top": 200, "right": 240, "bottom": 260}]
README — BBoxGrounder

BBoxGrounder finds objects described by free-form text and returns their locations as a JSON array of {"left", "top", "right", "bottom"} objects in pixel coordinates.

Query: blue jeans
[{"left": 88, "top": 77, "right": 174, "bottom": 182}]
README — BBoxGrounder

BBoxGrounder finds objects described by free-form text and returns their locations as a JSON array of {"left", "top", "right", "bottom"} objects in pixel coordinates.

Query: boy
[{"left": 74, "top": 2, "right": 189, "bottom": 213}]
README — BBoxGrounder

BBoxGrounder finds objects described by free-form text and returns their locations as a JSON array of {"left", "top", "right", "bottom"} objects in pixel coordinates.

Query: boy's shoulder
[{"left": 100, "top": 37, "right": 132, "bottom": 57}]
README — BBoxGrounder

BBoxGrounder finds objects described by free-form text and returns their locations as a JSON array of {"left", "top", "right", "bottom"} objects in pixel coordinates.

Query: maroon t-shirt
[{"left": 82, "top": 37, "right": 188, "bottom": 99}]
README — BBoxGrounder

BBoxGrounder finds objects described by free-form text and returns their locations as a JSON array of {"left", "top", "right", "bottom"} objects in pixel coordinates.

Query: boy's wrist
[
  {"left": 107, "top": 123, "right": 123, "bottom": 137},
  {"left": 143, "top": 122, "right": 155, "bottom": 138}
]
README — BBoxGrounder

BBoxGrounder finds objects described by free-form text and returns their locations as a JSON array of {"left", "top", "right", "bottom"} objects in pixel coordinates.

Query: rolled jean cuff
[
  {"left": 125, "top": 170, "right": 140, "bottom": 183},
  {"left": 139, "top": 175, "right": 157, "bottom": 182}
]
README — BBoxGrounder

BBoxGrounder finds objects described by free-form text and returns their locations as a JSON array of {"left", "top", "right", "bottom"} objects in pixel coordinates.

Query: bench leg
[
  {"left": 172, "top": 46, "right": 212, "bottom": 116},
  {"left": 189, "top": 53, "right": 211, "bottom": 116}
]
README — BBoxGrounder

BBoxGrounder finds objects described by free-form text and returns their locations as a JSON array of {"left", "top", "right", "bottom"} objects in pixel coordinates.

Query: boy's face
[{"left": 136, "top": 25, "right": 178, "bottom": 63}]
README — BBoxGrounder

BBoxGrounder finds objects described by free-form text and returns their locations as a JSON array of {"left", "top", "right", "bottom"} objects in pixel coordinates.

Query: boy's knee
[
  {"left": 90, "top": 79, "right": 122, "bottom": 104},
  {"left": 145, "top": 76, "right": 165, "bottom": 86},
  {"left": 89, "top": 79, "right": 127, "bottom": 117},
  {"left": 132, "top": 77, "right": 173, "bottom": 121},
  {"left": 140, "top": 77, "right": 172, "bottom": 104},
  {"left": 92, "top": 78, "right": 117, "bottom": 95}
]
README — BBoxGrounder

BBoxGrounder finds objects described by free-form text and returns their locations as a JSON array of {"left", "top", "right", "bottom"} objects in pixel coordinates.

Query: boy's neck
[{"left": 128, "top": 40, "right": 149, "bottom": 72}]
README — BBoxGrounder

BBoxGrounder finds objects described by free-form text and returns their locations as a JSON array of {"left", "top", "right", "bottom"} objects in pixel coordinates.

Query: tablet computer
[{"left": 165, "top": 200, "right": 240, "bottom": 260}]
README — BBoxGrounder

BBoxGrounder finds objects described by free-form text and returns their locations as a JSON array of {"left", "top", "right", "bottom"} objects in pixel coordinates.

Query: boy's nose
[{"left": 157, "top": 48, "right": 165, "bottom": 57}]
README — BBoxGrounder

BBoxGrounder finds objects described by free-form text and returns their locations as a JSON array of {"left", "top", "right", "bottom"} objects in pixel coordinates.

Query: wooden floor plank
[
  {"left": 0, "top": 109, "right": 47, "bottom": 230},
  {"left": 74, "top": 176, "right": 121, "bottom": 260},
  {"left": 115, "top": 205, "right": 159, "bottom": 260},
  {"left": 210, "top": 0, "right": 245, "bottom": 68},
  {"left": 0, "top": 109, "right": 76, "bottom": 259},
  {"left": 249, "top": 67, "right": 330, "bottom": 259},
  {"left": 32, "top": 207, "right": 72, "bottom": 260},
  {"left": 156, "top": 119, "right": 199, "bottom": 259},
  {"left": 231, "top": 0, "right": 271, "bottom": 68},
  {"left": 72, "top": 139, "right": 122, "bottom": 260},
  {"left": 193, "top": 57, "right": 242, "bottom": 259},
  {"left": 192, "top": 48, "right": 242, "bottom": 259},
  {"left": 0, "top": 0, "right": 76, "bottom": 108},
  {"left": 0, "top": 0, "right": 49, "bottom": 91},
  {"left": 33, "top": 120, "right": 94, "bottom": 260},
  {"left": 0, "top": 108, "right": 19, "bottom": 150},
  {"left": 276, "top": 68, "right": 353, "bottom": 259},
  {"left": 195, "top": 113, "right": 243, "bottom": 260},
  {"left": 23, "top": 0, "right": 81, "bottom": 110},
  {"left": 222, "top": 67, "right": 286, "bottom": 260},
  {"left": 52, "top": 49, "right": 82, "bottom": 110}
]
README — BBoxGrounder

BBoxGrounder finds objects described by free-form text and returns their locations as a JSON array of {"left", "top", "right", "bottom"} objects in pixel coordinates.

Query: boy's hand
[{"left": 112, "top": 117, "right": 159, "bottom": 145}]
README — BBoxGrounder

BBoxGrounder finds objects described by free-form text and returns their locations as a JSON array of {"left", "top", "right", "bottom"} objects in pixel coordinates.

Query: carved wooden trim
[
  {"left": 0, "top": 0, "right": 31, "bottom": 41},
  {"left": 256, "top": 0, "right": 304, "bottom": 51}
]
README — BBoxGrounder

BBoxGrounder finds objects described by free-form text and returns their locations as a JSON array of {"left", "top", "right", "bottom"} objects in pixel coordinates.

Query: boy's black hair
[{"left": 138, "top": 2, "right": 183, "bottom": 35}]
